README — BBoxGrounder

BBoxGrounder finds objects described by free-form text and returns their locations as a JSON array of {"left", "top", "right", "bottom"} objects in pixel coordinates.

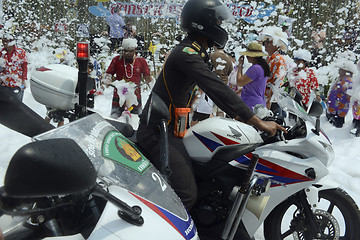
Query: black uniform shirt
[{"left": 145, "top": 37, "right": 255, "bottom": 125}]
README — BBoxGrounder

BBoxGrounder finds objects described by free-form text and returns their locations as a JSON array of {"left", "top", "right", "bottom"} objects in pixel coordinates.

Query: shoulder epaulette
[{"left": 191, "top": 42, "right": 201, "bottom": 52}]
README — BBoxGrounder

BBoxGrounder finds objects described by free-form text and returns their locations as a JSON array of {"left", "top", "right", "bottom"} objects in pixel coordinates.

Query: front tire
[{"left": 264, "top": 188, "right": 360, "bottom": 240}]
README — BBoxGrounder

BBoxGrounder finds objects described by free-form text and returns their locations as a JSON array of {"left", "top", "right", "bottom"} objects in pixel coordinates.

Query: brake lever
[{"left": 280, "top": 130, "right": 288, "bottom": 144}]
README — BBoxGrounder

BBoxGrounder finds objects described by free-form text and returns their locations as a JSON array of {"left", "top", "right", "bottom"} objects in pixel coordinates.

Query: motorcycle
[
  {"left": 181, "top": 86, "right": 360, "bottom": 239},
  {"left": 0, "top": 71, "right": 198, "bottom": 239}
]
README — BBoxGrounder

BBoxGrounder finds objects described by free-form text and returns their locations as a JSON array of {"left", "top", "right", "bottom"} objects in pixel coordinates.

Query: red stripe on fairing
[
  {"left": 244, "top": 153, "right": 313, "bottom": 183},
  {"left": 211, "top": 131, "right": 240, "bottom": 145},
  {"left": 129, "top": 192, "right": 185, "bottom": 239}
]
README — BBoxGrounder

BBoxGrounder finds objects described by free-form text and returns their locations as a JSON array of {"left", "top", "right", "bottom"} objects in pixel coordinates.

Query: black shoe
[
  {"left": 352, "top": 119, "right": 360, "bottom": 128},
  {"left": 333, "top": 115, "right": 344, "bottom": 128}
]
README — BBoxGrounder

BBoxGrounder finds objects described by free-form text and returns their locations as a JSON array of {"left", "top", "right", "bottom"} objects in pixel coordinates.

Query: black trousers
[{"left": 137, "top": 122, "right": 197, "bottom": 210}]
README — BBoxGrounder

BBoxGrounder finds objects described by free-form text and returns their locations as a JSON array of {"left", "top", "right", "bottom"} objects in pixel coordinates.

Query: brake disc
[{"left": 293, "top": 209, "right": 340, "bottom": 240}]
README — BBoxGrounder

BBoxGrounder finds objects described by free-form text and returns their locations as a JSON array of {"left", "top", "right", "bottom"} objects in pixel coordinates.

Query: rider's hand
[
  {"left": 246, "top": 115, "right": 287, "bottom": 137},
  {"left": 257, "top": 120, "right": 287, "bottom": 137}
]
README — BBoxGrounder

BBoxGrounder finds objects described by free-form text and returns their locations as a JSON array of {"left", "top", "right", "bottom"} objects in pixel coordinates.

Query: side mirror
[
  {"left": 4, "top": 138, "right": 97, "bottom": 198},
  {"left": 308, "top": 99, "right": 324, "bottom": 117},
  {"left": 289, "top": 87, "right": 303, "bottom": 104},
  {"left": 146, "top": 92, "right": 169, "bottom": 127}
]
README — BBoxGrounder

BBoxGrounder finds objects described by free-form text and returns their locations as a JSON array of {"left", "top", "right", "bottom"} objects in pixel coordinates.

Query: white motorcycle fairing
[
  {"left": 88, "top": 186, "right": 196, "bottom": 240},
  {"left": 34, "top": 113, "right": 198, "bottom": 240},
  {"left": 183, "top": 87, "right": 335, "bottom": 238}
]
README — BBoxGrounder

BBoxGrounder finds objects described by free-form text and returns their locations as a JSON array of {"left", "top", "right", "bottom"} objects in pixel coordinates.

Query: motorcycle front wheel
[{"left": 263, "top": 188, "right": 360, "bottom": 240}]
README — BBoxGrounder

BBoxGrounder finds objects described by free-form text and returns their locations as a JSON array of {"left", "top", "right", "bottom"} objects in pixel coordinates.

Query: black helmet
[{"left": 181, "top": 0, "right": 231, "bottom": 48}]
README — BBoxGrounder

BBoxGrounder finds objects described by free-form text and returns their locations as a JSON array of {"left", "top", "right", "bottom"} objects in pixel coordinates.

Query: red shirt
[
  {"left": 0, "top": 46, "right": 28, "bottom": 88},
  {"left": 106, "top": 55, "right": 150, "bottom": 85},
  {"left": 293, "top": 68, "right": 319, "bottom": 106}
]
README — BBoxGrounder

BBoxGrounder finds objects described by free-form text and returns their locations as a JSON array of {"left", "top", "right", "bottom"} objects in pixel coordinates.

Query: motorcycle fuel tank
[{"left": 183, "top": 117, "right": 263, "bottom": 163}]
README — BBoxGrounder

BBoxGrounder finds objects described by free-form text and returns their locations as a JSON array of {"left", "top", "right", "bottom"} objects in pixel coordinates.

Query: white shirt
[{"left": 196, "top": 92, "right": 213, "bottom": 114}]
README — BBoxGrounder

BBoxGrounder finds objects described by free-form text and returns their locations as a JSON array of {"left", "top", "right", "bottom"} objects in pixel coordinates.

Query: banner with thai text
[{"left": 89, "top": 2, "right": 276, "bottom": 23}]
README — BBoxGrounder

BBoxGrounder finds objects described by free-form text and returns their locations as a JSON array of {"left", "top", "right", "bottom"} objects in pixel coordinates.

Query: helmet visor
[{"left": 214, "top": 4, "right": 234, "bottom": 23}]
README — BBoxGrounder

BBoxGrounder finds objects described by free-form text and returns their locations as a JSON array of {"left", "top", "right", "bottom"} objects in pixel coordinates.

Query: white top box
[{"left": 30, "top": 64, "right": 79, "bottom": 110}]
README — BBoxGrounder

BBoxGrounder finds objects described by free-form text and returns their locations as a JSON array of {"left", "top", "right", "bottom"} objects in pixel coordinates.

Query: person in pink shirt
[
  {"left": 0, "top": 33, "right": 28, "bottom": 101},
  {"left": 105, "top": 38, "right": 153, "bottom": 117}
]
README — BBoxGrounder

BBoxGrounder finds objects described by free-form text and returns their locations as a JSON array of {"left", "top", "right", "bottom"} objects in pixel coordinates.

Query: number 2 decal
[{"left": 152, "top": 172, "right": 167, "bottom": 191}]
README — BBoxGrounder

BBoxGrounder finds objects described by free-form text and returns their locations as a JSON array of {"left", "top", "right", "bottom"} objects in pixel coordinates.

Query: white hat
[
  {"left": 259, "top": 26, "right": 288, "bottom": 52},
  {"left": 334, "top": 59, "right": 357, "bottom": 74},
  {"left": 293, "top": 49, "right": 312, "bottom": 62},
  {"left": 122, "top": 38, "right": 138, "bottom": 50}
]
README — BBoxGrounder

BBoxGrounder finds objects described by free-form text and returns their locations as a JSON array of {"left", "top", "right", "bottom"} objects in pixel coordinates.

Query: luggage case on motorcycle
[{"left": 30, "top": 64, "right": 78, "bottom": 110}]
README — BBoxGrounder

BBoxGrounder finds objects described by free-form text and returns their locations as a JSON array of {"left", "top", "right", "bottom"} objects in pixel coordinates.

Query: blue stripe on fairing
[
  {"left": 158, "top": 208, "right": 196, "bottom": 240},
  {"left": 234, "top": 155, "right": 280, "bottom": 174},
  {"left": 193, "top": 131, "right": 223, "bottom": 152}
]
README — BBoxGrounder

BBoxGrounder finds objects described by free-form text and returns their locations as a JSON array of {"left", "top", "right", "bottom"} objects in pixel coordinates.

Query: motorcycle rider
[{"left": 137, "top": 0, "right": 286, "bottom": 211}]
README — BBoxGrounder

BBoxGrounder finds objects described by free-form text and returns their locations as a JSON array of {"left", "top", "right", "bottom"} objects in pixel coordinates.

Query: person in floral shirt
[
  {"left": 290, "top": 49, "right": 320, "bottom": 109},
  {"left": 259, "top": 26, "right": 288, "bottom": 113},
  {"left": 0, "top": 34, "right": 28, "bottom": 101},
  {"left": 326, "top": 63, "right": 356, "bottom": 128}
]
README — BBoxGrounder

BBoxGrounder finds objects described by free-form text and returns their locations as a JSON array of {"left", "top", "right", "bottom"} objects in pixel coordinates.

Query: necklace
[{"left": 124, "top": 57, "right": 136, "bottom": 79}]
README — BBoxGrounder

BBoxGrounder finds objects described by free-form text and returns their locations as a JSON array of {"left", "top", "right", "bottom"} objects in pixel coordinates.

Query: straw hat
[{"left": 240, "top": 42, "right": 267, "bottom": 57}]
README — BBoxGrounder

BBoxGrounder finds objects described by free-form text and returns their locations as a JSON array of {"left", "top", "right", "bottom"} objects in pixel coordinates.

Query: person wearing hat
[
  {"left": 105, "top": 38, "right": 153, "bottom": 117},
  {"left": 259, "top": 26, "right": 288, "bottom": 112},
  {"left": 0, "top": 33, "right": 28, "bottom": 102},
  {"left": 311, "top": 21, "right": 326, "bottom": 67},
  {"left": 237, "top": 42, "right": 270, "bottom": 110},
  {"left": 289, "top": 49, "right": 320, "bottom": 109},
  {"left": 326, "top": 59, "right": 357, "bottom": 128}
]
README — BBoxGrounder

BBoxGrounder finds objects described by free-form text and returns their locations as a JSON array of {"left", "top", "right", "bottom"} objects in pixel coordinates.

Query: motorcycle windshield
[
  {"left": 271, "top": 85, "right": 316, "bottom": 125},
  {"left": 33, "top": 113, "right": 187, "bottom": 219}
]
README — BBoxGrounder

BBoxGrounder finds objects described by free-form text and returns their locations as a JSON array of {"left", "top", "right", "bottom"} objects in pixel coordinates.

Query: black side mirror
[
  {"left": 4, "top": 138, "right": 97, "bottom": 198},
  {"left": 308, "top": 99, "right": 324, "bottom": 117},
  {"left": 146, "top": 92, "right": 170, "bottom": 127},
  {"left": 289, "top": 87, "right": 303, "bottom": 104}
]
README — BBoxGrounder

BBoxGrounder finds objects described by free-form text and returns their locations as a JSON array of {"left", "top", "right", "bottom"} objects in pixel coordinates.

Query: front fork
[{"left": 295, "top": 188, "right": 323, "bottom": 238}]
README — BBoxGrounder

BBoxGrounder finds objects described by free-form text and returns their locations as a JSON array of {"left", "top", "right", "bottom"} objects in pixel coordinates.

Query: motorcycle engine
[{"left": 192, "top": 189, "right": 231, "bottom": 227}]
